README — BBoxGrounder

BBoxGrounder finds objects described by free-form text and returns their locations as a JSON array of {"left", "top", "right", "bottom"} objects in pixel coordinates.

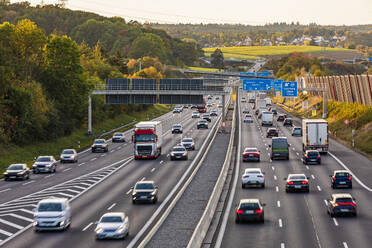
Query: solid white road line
[
  {"left": 333, "top": 218, "right": 339, "bottom": 226},
  {"left": 329, "top": 152, "right": 372, "bottom": 192},
  {"left": 276, "top": 186, "right": 279, "bottom": 192},
  {"left": 22, "top": 180, "right": 35, "bottom": 186},
  {"left": 0, "top": 188, "right": 11, "bottom": 193},
  {"left": 63, "top": 168, "right": 72, "bottom": 172},
  {"left": 343, "top": 242, "right": 349, "bottom": 248},
  {"left": 82, "top": 222, "right": 93, "bottom": 231},
  {"left": 317, "top": 185, "right": 322, "bottom": 191},
  {"left": 151, "top": 168, "right": 156, "bottom": 173},
  {"left": 277, "top": 201, "right": 281, "bottom": 207},
  {"left": 44, "top": 174, "right": 54, "bottom": 178},
  {"left": 0, "top": 218, "right": 23, "bottom": 230},
  {"left": 0, "top": 229, "right": 12, "bottom": 237},
  {"left": 19, "top": 209, "right": 33, "bottom": 215},
  {"left": 107, "top": 203, "right": 116, "bottom": 210},
  {"left": 278, "top": 219, "right": 283, "bottom": 228}
]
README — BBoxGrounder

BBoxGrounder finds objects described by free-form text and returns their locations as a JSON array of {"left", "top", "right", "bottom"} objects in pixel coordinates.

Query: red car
[{"left": 242, "top": 147, "right": 260, "bottom": 162}]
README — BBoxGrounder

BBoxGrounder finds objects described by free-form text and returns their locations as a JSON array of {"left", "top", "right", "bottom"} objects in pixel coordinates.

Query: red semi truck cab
[{"left": 133, "top": 121, "right": 163, "bottom": 159}]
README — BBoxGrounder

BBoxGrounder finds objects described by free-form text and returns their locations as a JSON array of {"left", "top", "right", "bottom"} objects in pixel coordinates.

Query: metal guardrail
[
  {"left": 187, "top": 95, "right": 237, "bottom": 248},
  {"left": 98, "top": 120, "right": 137, "bottom": 138}
]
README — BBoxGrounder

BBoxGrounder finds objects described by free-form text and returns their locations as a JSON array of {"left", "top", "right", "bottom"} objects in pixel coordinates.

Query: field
[
  {"left": 187, "top": 66, "right": 224, "bottom": 72},
  {"left": 203, "top": 46, "right": 355, "bottom": 60}
]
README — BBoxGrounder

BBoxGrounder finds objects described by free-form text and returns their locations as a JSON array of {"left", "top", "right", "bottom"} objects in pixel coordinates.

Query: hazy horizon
[{"left": 11, "top": 0, "right": 372, "bottom": 26}]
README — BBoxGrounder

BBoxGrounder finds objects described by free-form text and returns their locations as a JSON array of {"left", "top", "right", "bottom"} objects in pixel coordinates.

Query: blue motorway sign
[
  {"left": 282, "top": 81, "right": 298, "bottom": 97},
  {"left": 243, "top": 78, "right": 283, "bottom": 92},
  {"left": 240, "top": 72, "right": 255, "bottom": 80},
  {"left": 271, "top": 79, "right": 283, "bottom": 91},
  {"left": 369, "top": 57, "right": 372, "bottom": 62},
  {"left": 256, "top": 71, "right": 270, "bottom": 77}
]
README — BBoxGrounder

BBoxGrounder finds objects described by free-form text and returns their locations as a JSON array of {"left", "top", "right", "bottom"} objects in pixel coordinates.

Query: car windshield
[
  {"left": 199, "top": 120, "right": 206, "bottom": 123},
  {"left": 173, "top": 125, "right": 181, "bottom": 128},
  {"left": 114, "top": 133, "right": 123, "bottom": 137},
  {"left": 36, "top": 157, "right": 51, "bottom": 162},
  {"left": 135, "top": 183, "right": 154, "bottom": 190},
  {"left": 173, "top": 147, "right": 186, "bottom": 152},
  {"left": 193, "top": 112, "right": 199, "bottom": 115},
  {"left": 8, "top": 165, "right": 23, "bottom": 170},
  {"left": 94, "top": 140, "right": 105, "bottom": 144},
  {"left": 239, "top": 203, "right": 259, "bottom": 210},
  {"left": 100, "top": 216, "right": 123, "bottom": 223},
  {"left": 335, "top": 198, "right": 353, "bottom": 203},
  {"left": 182, "top": 139, "right": 193, "bottom": 142},
  {"left": 38, "top": 203, "right": 62, "bottom": 212},
  {"left": 289, "top": 175, "right": 306, "bottom": 180},
  {"left": 135, "top": 134, "right": 155, "bottom": 142},
  {"left": 62, "top": 150, "right": 74, "bottom": 154},
  {"left": 245, "top": 148, "right": 257, "bottom": 153}
]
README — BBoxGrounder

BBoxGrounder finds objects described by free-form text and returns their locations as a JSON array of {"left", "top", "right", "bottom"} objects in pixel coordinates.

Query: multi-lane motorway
[
  {"left": 1, "top": 87, "right": 372, "bottom": 248},
  {"left": 212, "top": 90, "right": 372, "bottom": 248}
]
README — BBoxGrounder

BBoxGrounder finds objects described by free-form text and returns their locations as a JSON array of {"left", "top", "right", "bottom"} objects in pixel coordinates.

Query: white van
[
  {"left": 261, "top": 111, "right": 273, "bottom": 126},
  {"left": 33, "top": 198, "right": 71, "bottom": 231}
]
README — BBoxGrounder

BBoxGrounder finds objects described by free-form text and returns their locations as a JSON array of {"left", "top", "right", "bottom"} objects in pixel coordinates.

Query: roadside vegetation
[{"left": 203, "top": 46, "right": 353, "bottom": 60}]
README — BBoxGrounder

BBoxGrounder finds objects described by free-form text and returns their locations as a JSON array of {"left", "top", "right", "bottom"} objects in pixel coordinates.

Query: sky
[{"left": 12, "top": 0, "right": 372, "bottom": 25}]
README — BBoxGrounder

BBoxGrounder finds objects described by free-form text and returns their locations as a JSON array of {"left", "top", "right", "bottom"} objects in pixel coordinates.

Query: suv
[
  {"left": 60, "top": 149, "right": 78, "bottom": 163},
  {"left": 327, "top": 193, "right": 357, "bottom": 217},
  {"left": 202, "top": 113, "right": 211, "bottom": 122},
  {"left": 92, "top": 139, "right": 108, "bottom": 153},
  {"left": 266, "top": 128, "right": 279, "bottom": 138},
  {"left": 112, "top": 132, "right": 125, "bottom": 142},
  {"left": 277, "top": 115, "right": 285, "bottom": 121},
  {"left": 171, "top": 124, "right": 183, "bottom": 134},
  {"left": 34, "top": 198, "right": 71, "bottom": 231},
  {"left": 197, "top": 120, "right": 208, "bottom": 129},
  {"left": 4, "top": 164, "right": 30, "bottom": 181},
  {"left": 132, "top": 181, "right": 158, "bottom": 204},
  {"left": 331, "top": 170, "right": 352, "bottom": 188},
  {"left": 32, "top": 156, "right": 57, "bottom": 174},
  {"left": 181, "top": 138, "right": 195, "bottom": 150},
  {"left": 303, "top": 150, "right": 321, "bottom": 164}
]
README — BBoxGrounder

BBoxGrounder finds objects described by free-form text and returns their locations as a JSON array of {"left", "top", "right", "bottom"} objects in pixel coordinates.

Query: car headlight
[
  {"left": 183, "top": 152, "right": 187, "bottom": 156},
  {"left": 32, "top": 164, "right": 36, "bottom": 167},
  {"left": 151, "top": 191, "right": 156, "bottom": 195},
  {"left": 3, "top": 172, "right": 8, "bottom": 175},
  {"left": 116, "top": 227, "right": 125, "bottom": 233},
  {"left": 59, "top": 221, "right": 65, "bottom": 226},
  {"left": 96, "top": 228, "right": 104, "bottom": 234},
  {"left": 170, "top": 153, "right": 174, "bottom": 156}
]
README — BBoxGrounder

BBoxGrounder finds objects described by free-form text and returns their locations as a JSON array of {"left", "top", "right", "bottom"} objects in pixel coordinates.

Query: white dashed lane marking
[{"left": 82, "top": 222, "right": 93, "bottom": 231}]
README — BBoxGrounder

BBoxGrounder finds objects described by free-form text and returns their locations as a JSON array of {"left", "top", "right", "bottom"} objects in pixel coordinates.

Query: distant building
[
  {"left": 261, "top": 39, "right": 272, "bottom": 46},
  {"left": 242, "top": 37, "right": 252, "bottom": 46}
]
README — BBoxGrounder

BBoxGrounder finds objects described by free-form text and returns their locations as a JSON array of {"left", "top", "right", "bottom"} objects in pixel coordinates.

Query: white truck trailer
[
  {"left": 302, "top": 119, "right": 328, "bottom": 154},
  {"left": 133, "top": 121, "right": 163, "bottom": 159}
]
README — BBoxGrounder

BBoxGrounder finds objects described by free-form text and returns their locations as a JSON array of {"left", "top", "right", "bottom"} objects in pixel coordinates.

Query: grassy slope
[
  {"left": 203, "top": 46, "right": 354, "bottom": 60},
  {"left": 273, "top": 94, "right": 372, "bottom": 158},
  {"left": 0, "top": 104, "right": 172, "bottom": 174},
  {"left": 187, "top": 66, "right": 224, "bottom": 72}
]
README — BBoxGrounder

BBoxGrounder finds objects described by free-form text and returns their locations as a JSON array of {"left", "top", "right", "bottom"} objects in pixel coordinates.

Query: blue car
[{"left": 331, "top": 170, "right": 352, "bottom": 189}]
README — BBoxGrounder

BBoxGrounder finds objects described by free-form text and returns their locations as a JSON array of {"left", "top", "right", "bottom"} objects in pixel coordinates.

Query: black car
[
  {"left": 4, "top": 164, "right": 30, "bottom": 181},
  {"left": 283, "top": 118, "right": 293, "bottom": 126},
  {"left": 92, "top": 139, "right": 108, "bottom": 153},
  {"left": 170, "top": 146, "right": 188, "bottom": 160},
  {"left": 327, "top": 193, "right": 357, "bottom": 217},
  {"left": 272, "top": 109, "right": 277, "bottom": 115},
  {"left": 210, "top": 110, "right": 218, "bottom": 116},
  {"left": 266, "top": 128, "right": 279, "bottom": 138},
  {"left": 331, "top": 170, "right": 352, "bottom": 188},
  {"left": 171, "top": 124, "right": 183, "bottom": 134},
  {"left": 277, "top": 115, "right": 285, "bottom": 121},
  {"left": 197, "top": 120, "right": 208, "bottom": 129},
  {"left": 132, "top": 181, "right": 158, "bottom": 204},
  {"left": 191, "top": 105, "right": 197, "bottom": 109},
  {"left": 255, "top": 109, "right": 259, "bottom": 115},
  {"left": 285, "top": 174, "right": 309, "bottom": 193},
  {"left": 303, "top": 150, "right": 321, "bottom": 164},
  {"left": 235, "top": 199, "right": 265, "bottom": 223},
  {"left": 202, "top": 114, "right": 211, "bottom": 122}
]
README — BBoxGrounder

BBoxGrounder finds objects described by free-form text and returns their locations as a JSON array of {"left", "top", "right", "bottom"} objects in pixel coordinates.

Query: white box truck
[
  {"left": 302, "top": 119, "right": 328, "bottom": 154},
  {"left": 133, "top": 121, "right": 163, "bottom": 159},
  {"left": 265, "top": 98, "right": 272, "bottom": 106},
  {"left": 256, "top": 99, "right": 266, "bottom": 109},
  {"left": 261, "top": 111, "right": 273, "bottom": 126},
  {"left": 248, "top": 92, "right": 256, "bottom": 103}
]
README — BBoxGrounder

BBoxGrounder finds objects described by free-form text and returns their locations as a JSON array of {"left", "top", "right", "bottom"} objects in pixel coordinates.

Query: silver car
[
  {"left": 192, "top": 112, "right": 200, "bottom": 118},
  {"left": 112, "top": 132, "right": 125, "bottom": 142},
  {"left": 60, "top": 149, "right": 78, "bottom": 163},
  {"left": 32, "top": 156, "right": 57, "bottom": 174},
  {"left": 181, "top": 138, "right": 195, "bottom": 150},
  {"left": 95, "top": 212, "right": 129, "bottom": 240}
]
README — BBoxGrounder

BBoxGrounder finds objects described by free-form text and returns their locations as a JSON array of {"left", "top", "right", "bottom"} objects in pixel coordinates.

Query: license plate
[
  {"left": 143, "top": 156, "right": 147, "bottom": 158},
  {"left": 340, "top": 209, "right": 349, "bottom": 212},
  {"left": 249, "top": 155, "right": 253, "bottom": 157},
  {"left": 106, "top": 233, "right": 114, "bottom": 237},
  {"left": 339, "top": 182, "right": 346, "bottom": 184},
  {"left": 311, "top": 159, "right": 316, "bottom": 161},
  {"left": 294, "top": 185, "right": 301, "bottom": 189},
  {"left": 140, "top": 196, "right": 147, "bottom": 199},
  {"left": 245, "top": 210, "right": 254, "bottom": 214}
]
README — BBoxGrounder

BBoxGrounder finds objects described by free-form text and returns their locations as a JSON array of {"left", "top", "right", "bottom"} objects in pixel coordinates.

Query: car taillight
[
  {"left": 302, "top": 181, "right": 308, "bottom": 184},
  {"left": 257, "top": 175, "right": 263, "bottom": 178},
  {"left": 317, "top": 155, "right": 321, "bottom": 158},
  {"left": 275, "top": 131, "right": 278, "bottom": 134},
  {"left": 256, "top": 209, "right": 263, "bottom": 214},
  {"left": 305, "top": 155, "right": 308, "bottom": 158},
  {"left": 333, "top": 203, "right": 339, "bottom": 207},
  {"left": 287, "top": 181, "right": 294, "bottom": 185},
  {"left": 332, "top": 176, "right": 336, "bottom": 181},
  {"left": 237, "top": 209, "right": 244, "bottom": 214},
  {"left": 348, "top": 176, "right": 352, "bottom": 180}
]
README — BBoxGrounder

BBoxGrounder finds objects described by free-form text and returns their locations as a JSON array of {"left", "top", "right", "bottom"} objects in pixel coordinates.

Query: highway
[
  {"left": 212, "top": 90, "right": 372, "bottom": 248},
  {"left": 0, "top": 102, "right": 224, "bottom": 247}
]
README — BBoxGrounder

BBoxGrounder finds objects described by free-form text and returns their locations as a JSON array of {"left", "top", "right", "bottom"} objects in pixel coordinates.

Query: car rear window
[
  {"left": 244, "top": 148, "right": 257, "bottom": 153},
  {"left": 182, "top": 139, "right": 193, "bottom": 142},
  {"left": 63, "top": 150, "right": 74, "bottom": 154},
  {"left": 239, "top": 203, "right": 259, "bottom": 210},
  {"left": 307, "top": 152, "right": 319, "bottom": 156},
  {"left": 335, "top": 172, "right": 349, "bottom": 177},
  {"left": 94, "top": 140, "right": 105, "bottom": 144},
  {"left": 173, "top": 147, "right": 186, "bottom": 152},
  {"left": 335, "top": 198, "right": 353, "bottom": 203},
  {"left": 289, "top": 175, "right": 306, "bottom": 180},
  {"left": 246, "top": 171, "right": 260, "bottom": 174}
]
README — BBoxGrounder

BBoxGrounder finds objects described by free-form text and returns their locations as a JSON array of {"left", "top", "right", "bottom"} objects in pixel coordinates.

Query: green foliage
[
  {"left": 211, "top": 48, "right": 224, "bottom": 70},
  {"left": 128, "top": 33, "right": 167, "bottom": 62}
]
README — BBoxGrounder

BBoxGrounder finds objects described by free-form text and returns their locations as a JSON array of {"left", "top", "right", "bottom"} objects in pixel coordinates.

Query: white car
[
  {"left": 243, "top": 114, "right": 253, "bottom": 123},
  {"left": 242, "top": 168, "right": 265, "bottom": 188},
  {"left": 33, "top": 198, "right": 71, "bottom": 231},
  {"left": 112, "top": 132, "right": 125, "bottom": 142},
  {"left": 95, "top": 212, "right": 129, "bottom": 240},
  {"left": 242, "top": 108, "right": 249, "bottom": 114},
  {"left": 32, "top": 156, "right": 57, "bottom": 174},
  {"left": 192, "top": 112, "right": 200, "bottom": 118},
  {"left": 241, "top": 97, "right": 247, "bottom": 102},
  {"left": 60, "top": 149, "right": 78, "bottom": 163},
  {"left": 181, "top": 138, "right": 195, "bottom": 150}
]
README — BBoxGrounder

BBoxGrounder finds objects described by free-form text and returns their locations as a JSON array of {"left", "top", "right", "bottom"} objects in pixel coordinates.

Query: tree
[
  {"left": 211, "top": 48, "right": 224, "bottom": 70},
  {"left": 128, "top": 33, "right": 167, "bottom": 62}
]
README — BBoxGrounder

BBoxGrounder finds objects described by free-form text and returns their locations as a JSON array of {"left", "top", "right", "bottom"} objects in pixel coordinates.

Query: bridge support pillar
[{"left": 323, "top": 91, "right": 327, "bottom": 119}]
